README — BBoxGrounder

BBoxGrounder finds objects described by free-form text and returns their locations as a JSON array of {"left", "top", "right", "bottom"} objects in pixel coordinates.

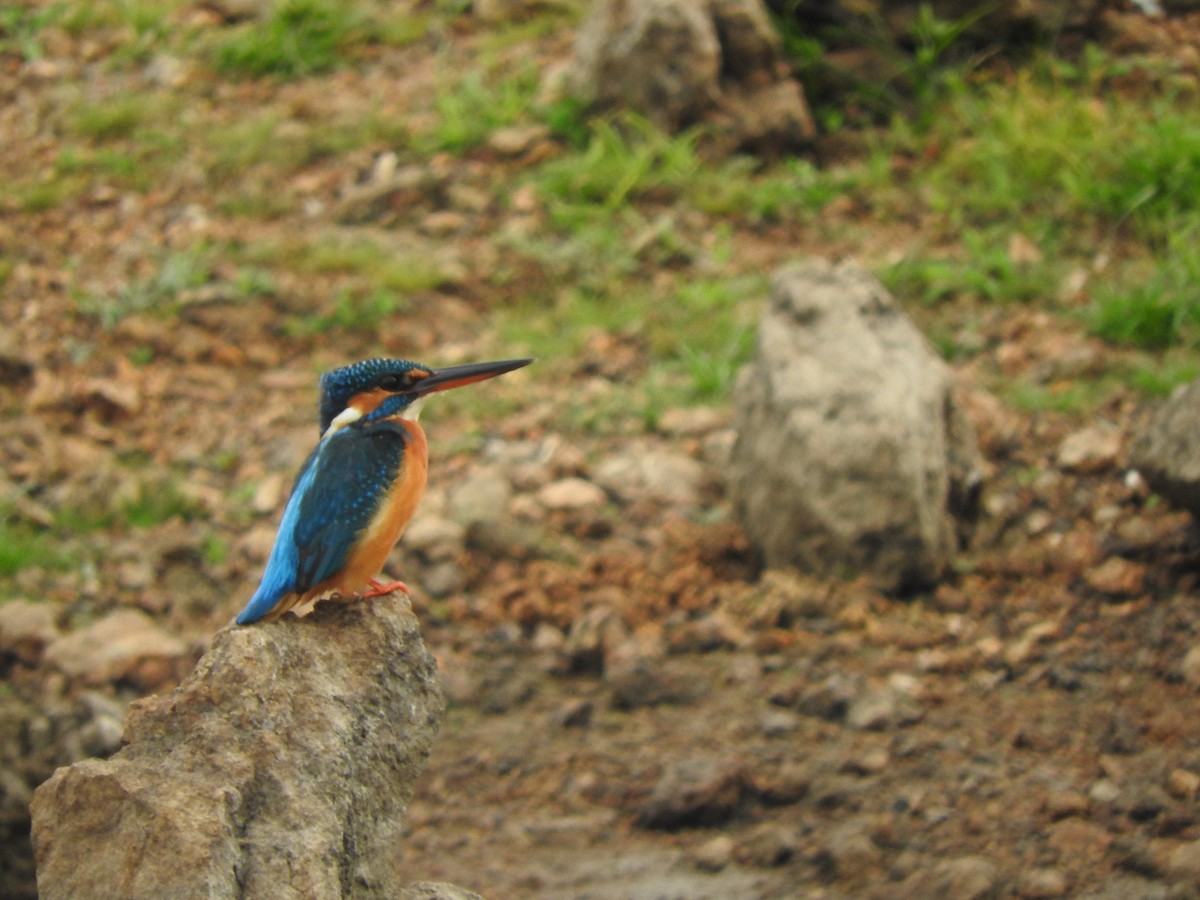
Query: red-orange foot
[{"left": 363, "top": 577, "right": 410, "bottom": 599}]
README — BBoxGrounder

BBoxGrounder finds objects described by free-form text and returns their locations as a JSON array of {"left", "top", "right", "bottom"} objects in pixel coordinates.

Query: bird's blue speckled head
[
  {"left": 318, "top": 358, "right": 431, "bottom": 435},
  {"left": 316, "top": 356, "right": 533, "bottom": 437}
]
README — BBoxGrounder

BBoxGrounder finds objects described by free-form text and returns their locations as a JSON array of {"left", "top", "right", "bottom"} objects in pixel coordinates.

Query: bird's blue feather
[
  {"left": 235, "top": 446, "right": 322, "bottom": 624},
  {"left": 235, "top": 421, "right": 410, "bottom": 624}
]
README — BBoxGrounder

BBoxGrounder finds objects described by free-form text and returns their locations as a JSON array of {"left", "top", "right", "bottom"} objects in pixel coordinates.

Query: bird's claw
[{"left": 363, "top": 578, "right": 410, "bottom": 599}]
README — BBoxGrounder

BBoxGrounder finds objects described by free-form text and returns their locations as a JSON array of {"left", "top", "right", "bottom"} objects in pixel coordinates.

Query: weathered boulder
[
  {"left": 729, "top": 259, "right": 982, "bottom": 591},
  {"left": 31, "top": 598, "right": 449, "bottom": 900},
  {"left": 1130, "top": 376, "right": 1200, "bottom": 518},
  {"left": 552, "top": 0, "right": 815, "bottom": 153}
]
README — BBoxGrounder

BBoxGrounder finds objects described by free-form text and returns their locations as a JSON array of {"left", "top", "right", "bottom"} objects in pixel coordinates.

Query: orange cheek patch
[{"left": 348, "top": 387, "right": 390, "bottom": 416}]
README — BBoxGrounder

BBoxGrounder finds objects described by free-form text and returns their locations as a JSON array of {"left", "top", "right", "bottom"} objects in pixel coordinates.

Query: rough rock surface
[
  {"left": 1130, "top": 376, "right": 1200, "bottom": 518},
  {"left": 554, "top": 0, "right": 815, "bottom": 152},
  {"left": 31, "top": 598, "right": 446, "bottom": 900},
  {"left": 729, "top": 259, "right": 983, "bottom": 591}
]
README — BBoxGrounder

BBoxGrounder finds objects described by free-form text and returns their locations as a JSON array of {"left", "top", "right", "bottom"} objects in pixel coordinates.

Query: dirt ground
[{"left": 5, "top": 4, "right": 1200, "bottom": 899}]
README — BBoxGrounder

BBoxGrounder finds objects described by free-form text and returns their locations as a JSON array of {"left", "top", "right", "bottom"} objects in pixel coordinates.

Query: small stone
[
  {"left": 895, "top": 856, "right": 999, "bottom": 900},
  {"left": 634, "top": 757, "right": 746, "bottom": 830},
  {"left": 691, "top": 834, "right": 735, "bottom": 872},
  {"left": 562, "top": 606, "right": 628, "bottom": 674},
  {"left": 593, "top": 449, "right": 707, "bottom": 507},
  {"left": 1044, "top": 789, "right": 1089, "bottom": 819},
  {"left": 1179, "top": 645, "right": 1200, "bottom": 687},
  {"left": 1084, "top": 557, "right": 1146, "bottom": 598},
  {"left": 841, "top": 746, "right": 890, "bottom": 775},
  {"left": 735, "top": 822, "right": 800, "bottom": 868},
  {"left": 536, "top": 477, "right": 607, "bottom": 511},
  {"left": 403, "top": 517, "right": 467, "bottom": 560},
  {"left": 796, "top": 672, "right": 864, "bottom": 721},
  {"left": 748, "top": 763, "right": 809, "bottom": 806},
  {"left": 487, "top": 124, "right": 550, "bottom": 156},
  {"left": 1046, "top": 818, "right": 1112, "bottom": 861},
  {"left": 1016, "top": 867, "right": 1068, "bottom": 898},
  {"left": 421, "top": 211, "right": 467, "bottom": 237},
  {"left": 399, "top": 883, "right": 484, "bottom": 900},
  {"left": 1167, "top": 769, "right": 1200, "bottom": 800},
  {"left": 1089, "top": 779, "right": 1121, "bottom": 806},
  {"left": 1167, "top": 839, "right": 1200, "bottom": 887},
  {"left": 658, "top": 407, "right": 727, "bottom": 435},
  {"left": 846, "top": 686, "right": 923, "bottom": 731},
  {"left": 815, "top": 819, "right": 881, "bottom": 877},
  {"left": 605, "top": 653, "right": 704, "bottom": 709},
  {"left": 43, "top": 609, "right": 190, "bottom": 690},
  {"left": 1057, "top": 425, "right": 1121, "bottom": 473},
  {"left": 551, "top": 698, "right": 594, "bottom": 728},
  {"left": 448, "top": 467, "right": 513, "bottom": 527},
  {"left": 0, "top": 600, "right": 62, "bottom": 665},
  {"left": 759, "top": 710, "right": 801, "bottom": 738}
]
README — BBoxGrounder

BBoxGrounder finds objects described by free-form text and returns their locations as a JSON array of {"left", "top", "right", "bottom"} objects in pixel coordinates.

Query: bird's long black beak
[{"left": 413, "top": 358, "right": 533, "bottom": 395}]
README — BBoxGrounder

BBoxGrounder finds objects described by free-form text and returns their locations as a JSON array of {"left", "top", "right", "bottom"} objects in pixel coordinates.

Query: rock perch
[{"left": 31, "top": 598, "right": 455, "bottom": 900}]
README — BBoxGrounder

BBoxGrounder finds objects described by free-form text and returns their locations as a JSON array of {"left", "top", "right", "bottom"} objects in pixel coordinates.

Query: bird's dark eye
[{"left": 378, "top": 374, "right": 405, "bottom": 391}]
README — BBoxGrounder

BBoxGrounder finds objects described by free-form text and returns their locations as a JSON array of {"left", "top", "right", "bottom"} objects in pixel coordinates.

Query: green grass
[
  {"left": 0, "top": 514, "right": 68, "bottom": 577},
  {"left": 0, "top": 3, "right": 64, "bottom": 61},
  {"left": 292, "top": 235, "right": 452, "bottom": 292},
  {"left": 73, "top": 249, "right": 275, "bottom": 328},
  {"left": 533, "top": 115, "right": 702, "bottom": 209},
  {"left": 214, "top": 0, "right": 360, "bottom": 78},
  {"left": 285, "top": 287, "right": 410, "bottom": 336},
  {"left": 419, "top": 65, "right": 541, "bottom": 153},
  {"left": 882, "top": 229, "right": 1060, "bottom": 308},
  {"left": 1090, "top": 226, "right": 1200, "bottom": 350}
]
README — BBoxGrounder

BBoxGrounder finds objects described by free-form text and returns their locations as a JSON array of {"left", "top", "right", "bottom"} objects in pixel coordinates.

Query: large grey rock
[
  {"left": 1130, "top": 377, "right": 1200, "bottom": 518},
  {"left": 554, "top": 0, "right": 815, "bottom": 153},
  {"left": 729, "top": 259, "right": 982, "bottom": 591},
  {"left": 31, "top": 598, "right": 447, "bottom": 900}
]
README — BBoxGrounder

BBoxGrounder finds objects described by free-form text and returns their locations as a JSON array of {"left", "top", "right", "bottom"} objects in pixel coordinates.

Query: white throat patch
[{"left": 322, "top": 404, "right": 363, "bottom": 439}]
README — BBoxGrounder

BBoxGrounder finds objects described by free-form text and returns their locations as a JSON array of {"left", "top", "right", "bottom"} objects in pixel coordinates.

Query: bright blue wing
[{"left": 235, "top": 421, "right": 410, "bottom": 624}]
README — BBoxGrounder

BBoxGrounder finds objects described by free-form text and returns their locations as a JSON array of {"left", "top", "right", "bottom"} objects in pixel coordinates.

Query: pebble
[
  {"left": 796, "top": 672, "right": 864, "bottom": 721},
  {"left": 592, "top": 449, "right": 706, "bottom": 507},
  {"left": 403, "top": 516, "right": 467, "bottom": 561},
  {"left": 748, "top": 763, "right": 809, "bottom": 806},
  {"left": 735, "top": 823, "right": 800, "bottom": 868},
  {"left": 447, "top": 467, "right": 513, "bottom": 528},
  {"left": 562, "top": 606, "right": 628, "bottom": 674},
  {"left": 816, "top": 819, "right": 881, "bottom": 876},
  {"left": 1016, "top": 867, "right": 1069, "bottom": 898},
  {"left": 1179, "top": 645, "right": 1200, "bottom": 687},
  {"left": 633, "top": 757, "right": 746, "bottom": 830},
  {"left": 759, "top": 710, "right": 801, "bottom": 738},
  {"left": 1084, "top": 557, "right": 1146, "bottom": 598},
  {"left": 43, "top": 609, "right": 190, "bottom": 690},
  {"left": 691, "top": 834, "right": 735, "bottom": 872},
  {"left": 845, "top": 685, "right": 923, "bottom": 731},
  {"left": 536, "top": 477, "right": 607, "bottom": 511},
  {"left": 1167, "top": 769, "right": 1200, "bottom": 800},
  {"left": 1088, "top": 778, "right": 1121, "bottom": 806},
  {"left": 1045, "top": 818, "right": 1112, "bottom": 861},
  {"left": 551, "top": 698, "right": 594, "bottom": 728},
  {"left": 486, "top": 124, "right": 550, "bottom": 156},
  {"left": 1167, "top": 839, "right": 1200, "bottom": 887},
  {"left": 0, "top": 600, "right": 62, "bottom": 665},
  {"left": 1057, "top": 425, "right": 1121, "bottom": 473},
  {"left": 605, "top": 652, "right": 705, "bottom": 710},
  {"left": 894, "top": 855, "right": 999, "bottom": 900}
]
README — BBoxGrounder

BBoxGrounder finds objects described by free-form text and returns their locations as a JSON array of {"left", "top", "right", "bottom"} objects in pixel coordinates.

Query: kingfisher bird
[{"left": 235, "top": 356, "right": 532, "bottom": 625}]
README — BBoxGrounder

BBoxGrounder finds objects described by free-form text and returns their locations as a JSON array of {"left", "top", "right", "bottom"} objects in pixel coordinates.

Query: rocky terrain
[{"left": 5, "top": 1, "right": 1200, "bottom": 898}]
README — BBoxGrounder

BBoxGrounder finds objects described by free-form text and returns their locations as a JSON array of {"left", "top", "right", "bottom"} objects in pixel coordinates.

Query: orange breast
[{"left": 324, "top": 417, "right": 428, "bottom": 596}]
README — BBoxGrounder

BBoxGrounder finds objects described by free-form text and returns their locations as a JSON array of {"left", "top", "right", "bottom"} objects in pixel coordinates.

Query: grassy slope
[{"left": 2, "top": 0, "right": 1199, "bottom": 591}]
